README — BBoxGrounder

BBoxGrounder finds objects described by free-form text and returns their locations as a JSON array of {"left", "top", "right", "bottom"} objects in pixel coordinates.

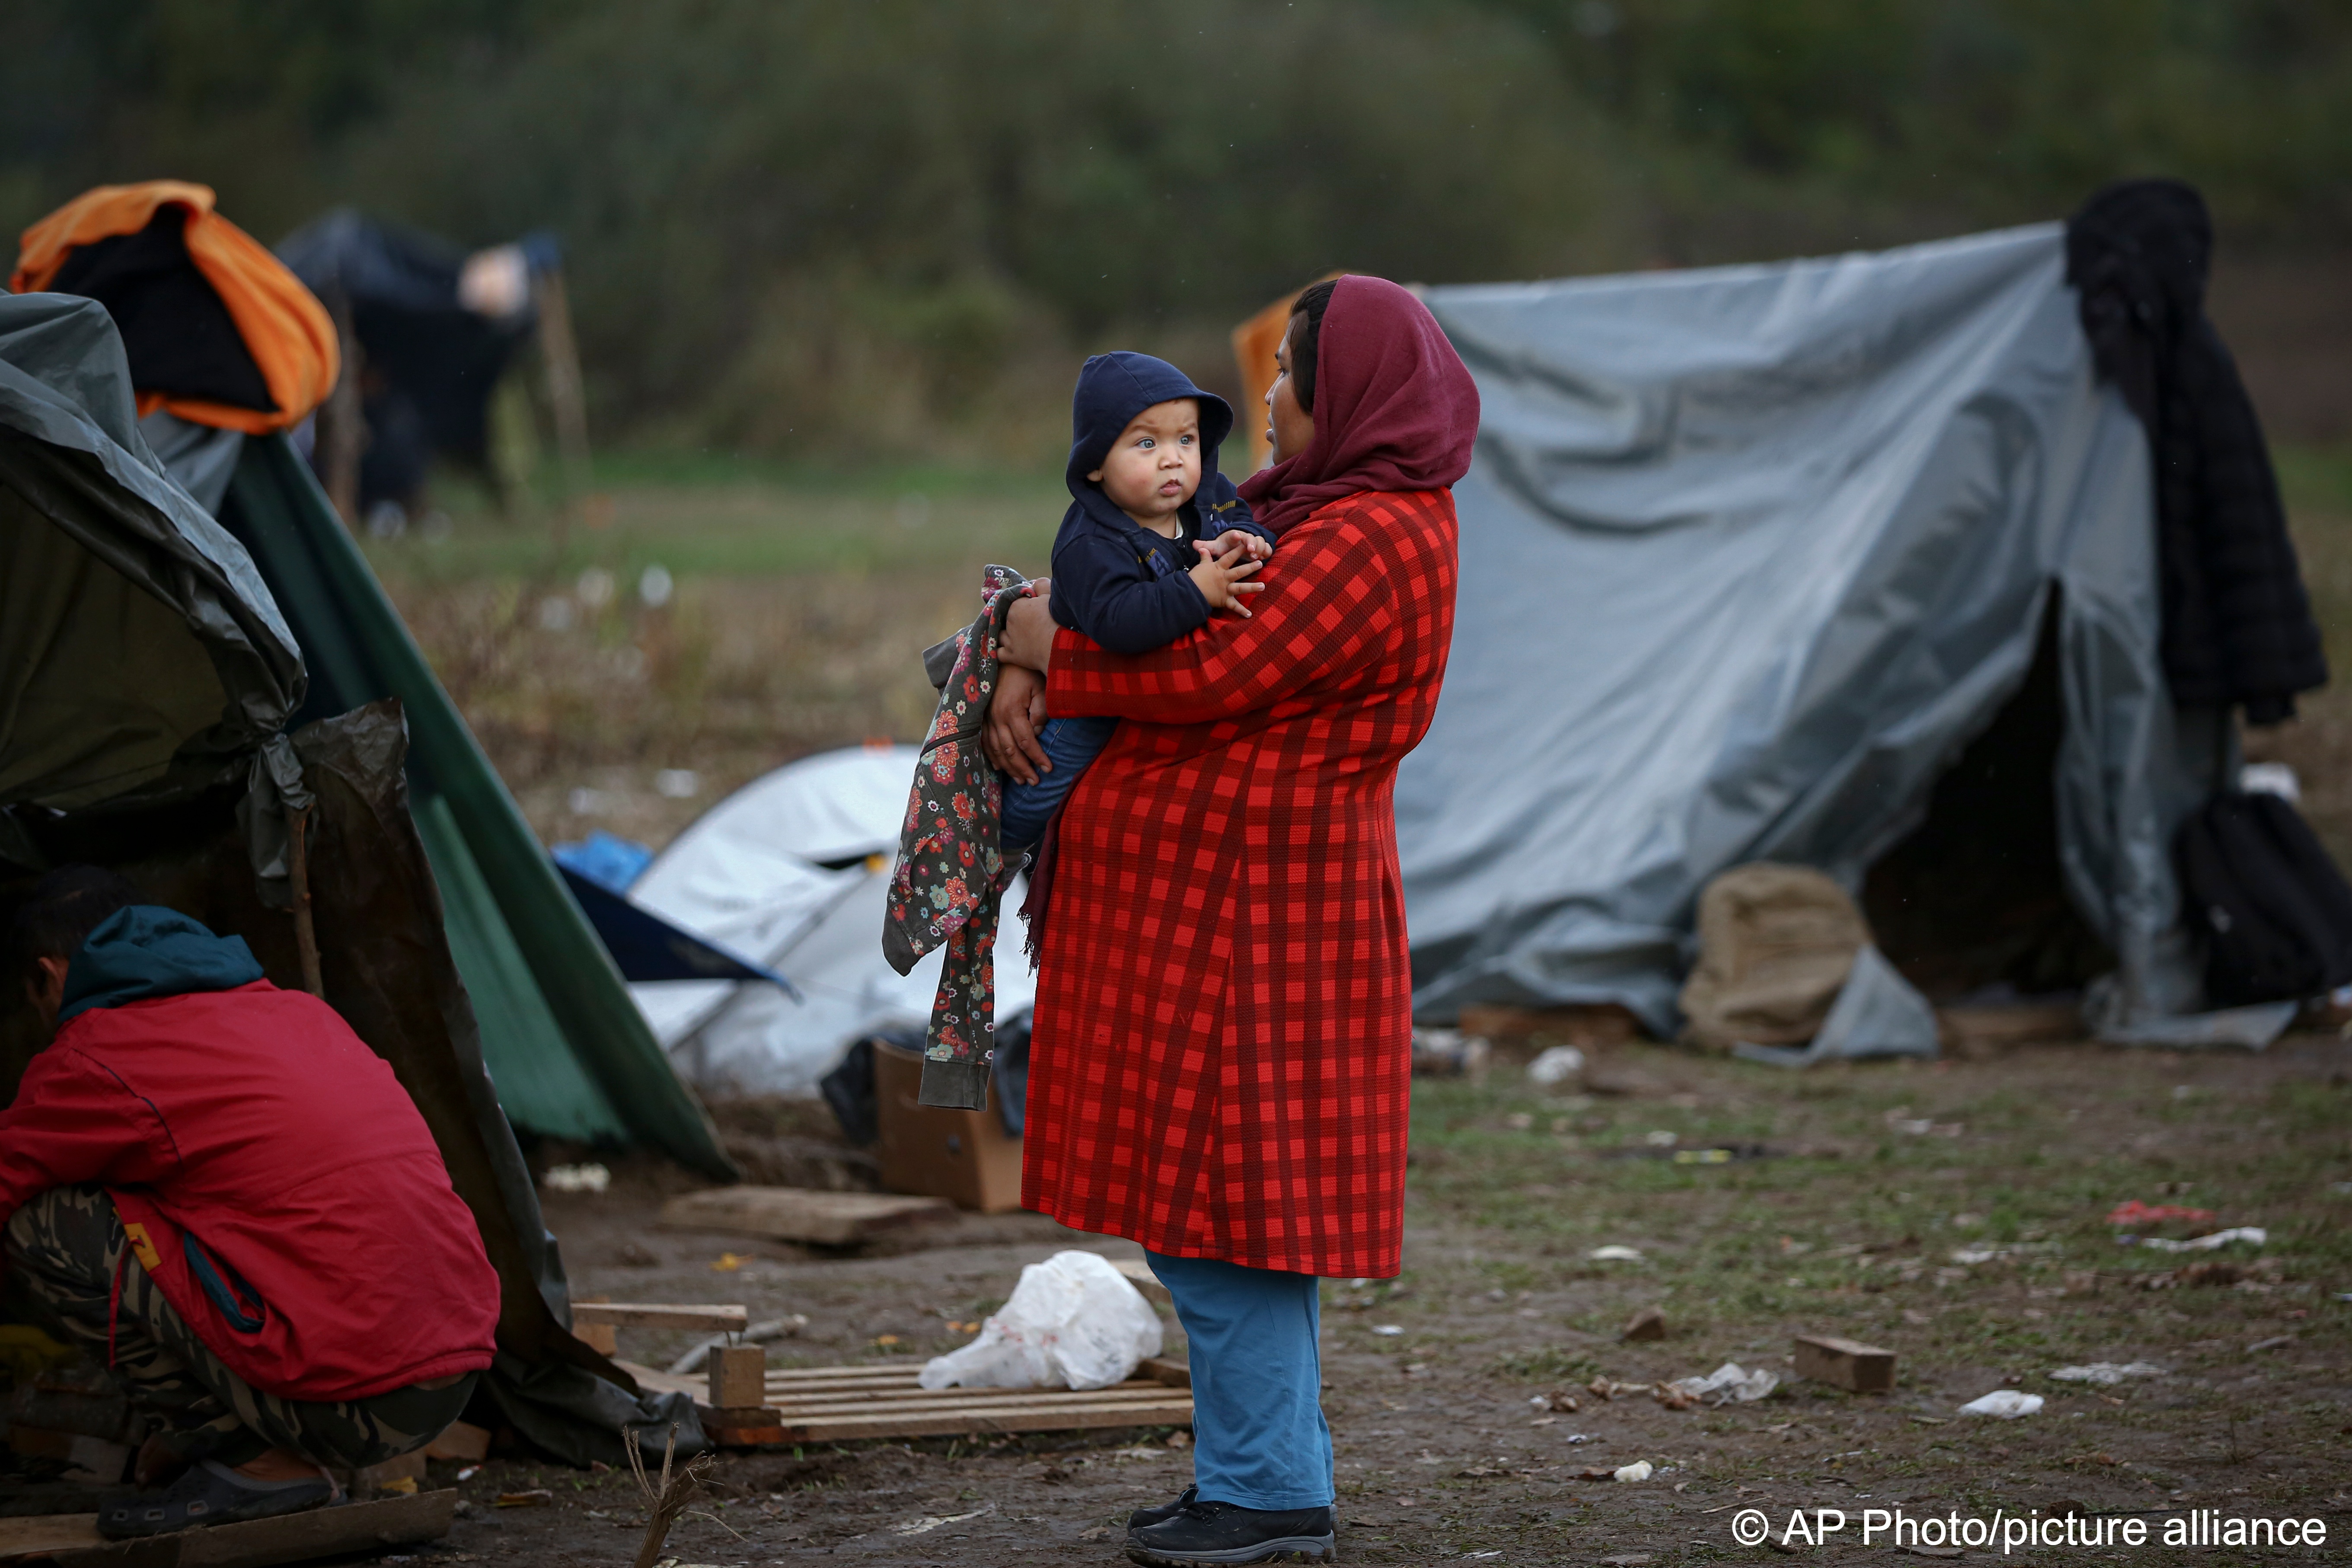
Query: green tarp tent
[{"left": 214, "top": 435, "right": 730, "bottom": 1174}]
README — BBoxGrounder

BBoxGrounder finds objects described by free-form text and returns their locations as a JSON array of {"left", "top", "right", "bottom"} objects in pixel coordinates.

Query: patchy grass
[
  {"left": 501, "top": 1036, "right": 2352, "bottom": 1565},
  {"left": 370, "top": 460, "right": 1063, "bottom": 847}
]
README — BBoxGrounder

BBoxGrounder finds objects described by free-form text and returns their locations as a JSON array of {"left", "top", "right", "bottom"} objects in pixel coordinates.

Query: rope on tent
[{"left": 288, "top": 806, "right": 324, "bottom": 997}]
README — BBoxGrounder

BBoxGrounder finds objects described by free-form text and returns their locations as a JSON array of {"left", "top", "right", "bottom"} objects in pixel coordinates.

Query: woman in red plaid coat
[{"left": 989, "top": 275, "right": 1478, "bottom": 1565}]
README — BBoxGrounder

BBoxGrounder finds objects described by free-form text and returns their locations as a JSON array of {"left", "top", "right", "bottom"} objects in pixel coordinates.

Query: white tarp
[
  {"left": 1401, "top": 224, "right": 2223, "bottom": 1039},
  {"left": 626, "top": 745, "right": 1034, "bottom": 1095}
]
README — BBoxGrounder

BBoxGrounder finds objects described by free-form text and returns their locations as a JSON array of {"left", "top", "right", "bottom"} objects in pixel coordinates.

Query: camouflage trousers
[{"left": 4, "top": 1185, "right": 476, "bottom": 1471}]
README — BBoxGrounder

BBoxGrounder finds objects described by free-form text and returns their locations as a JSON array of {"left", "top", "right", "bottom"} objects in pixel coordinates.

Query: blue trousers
[
  {"left": 1146, "top": 1252, "right": 1334, "bottom": 1511},
  {"left": 999, "top": 716, "right": 1117, "bottom": 851}
]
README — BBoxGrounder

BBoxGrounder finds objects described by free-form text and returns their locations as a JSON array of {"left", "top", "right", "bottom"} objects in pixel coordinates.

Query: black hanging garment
[
  {"left": 2065, "top": 180, "right": 2326, "bottom": 725},
  {"left": 2174, "top": 792, "right": 2352, "bottom": 1006}
]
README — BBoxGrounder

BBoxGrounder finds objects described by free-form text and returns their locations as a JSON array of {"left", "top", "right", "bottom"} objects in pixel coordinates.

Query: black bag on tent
[{"left": 2175, "top": 792, "right": 2352, "bottom": 1006}]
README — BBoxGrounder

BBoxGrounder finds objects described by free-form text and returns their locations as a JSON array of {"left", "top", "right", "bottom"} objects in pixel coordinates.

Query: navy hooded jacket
[{"left": 1047, "top": 352, "right": 1273, "bottom": 656}]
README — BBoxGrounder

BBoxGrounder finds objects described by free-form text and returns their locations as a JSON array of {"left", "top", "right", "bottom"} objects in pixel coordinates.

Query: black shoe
[
  {"left": 98, "top": 1459, "right": 335, "bottom": 1539},
  {"left": 1127, "top": 1499, "right": 1335, "bottom": 1565},
  {"left": 1128, "top": 1484, "right": 1198, "bottom": 1533}
]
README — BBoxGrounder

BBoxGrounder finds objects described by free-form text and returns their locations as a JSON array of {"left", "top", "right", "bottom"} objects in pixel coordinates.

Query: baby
[{"left": 999, "top": 351, "right": 1271, "bottom": 850}]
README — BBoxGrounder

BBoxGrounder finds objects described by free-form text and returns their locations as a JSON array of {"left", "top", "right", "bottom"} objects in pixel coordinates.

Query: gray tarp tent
[
  {"left": 0, "top": 293, "right": 701, "bottom": 1462},
  {"left": 1400, "top": 223, "right": 2260, "bottom": 1044}
]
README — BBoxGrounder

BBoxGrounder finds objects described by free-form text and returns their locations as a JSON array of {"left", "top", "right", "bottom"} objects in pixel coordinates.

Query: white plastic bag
[
  {"left": 1671, "top": 1362, "right": 1780, "bottom": 1404},
  {"left": 1526, "top": 1045, "right": 1586, "bottom": 1086},
  {"left": 1958, "top": 1389, "right": 2043, "bottom": 1418},
  {"left": 919, "top": 1250, "right": 1163, "bottom": 1392}
]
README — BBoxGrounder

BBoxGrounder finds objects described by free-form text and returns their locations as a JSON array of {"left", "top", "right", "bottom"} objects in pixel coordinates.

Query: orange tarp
[
  {"left": 1229, "top": 272, "right": 1348, "bottom": 472},
  {"left": 13, "top": 181, "right": 338, "bottom": 435}
]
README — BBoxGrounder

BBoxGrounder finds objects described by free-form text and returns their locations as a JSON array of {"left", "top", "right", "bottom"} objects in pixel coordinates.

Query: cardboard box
[{"left": 873, "top": 1038, "right": 1023, "bottom": 1213}]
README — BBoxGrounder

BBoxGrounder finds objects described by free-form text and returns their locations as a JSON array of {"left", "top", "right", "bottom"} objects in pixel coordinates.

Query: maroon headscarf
[{"left": 1237, "top": 274, "right": 1481, "bottom": 536}]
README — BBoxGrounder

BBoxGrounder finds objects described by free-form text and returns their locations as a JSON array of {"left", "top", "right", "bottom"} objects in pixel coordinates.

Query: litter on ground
[
  {"left": 1410, "top": 1028, "right": 1492, "bottom": 1076},
  {"left": 918, "top": 1250, "right": 1161, "bottom": 1392},
  {"left": 1589, "top": 1245, "right": 1645, "bottom": 1261},
  {"left": 2049, "top": 1361, "right": 2164, "bottom": 1385},
  {"left": 1614, "top": 1460, "right": 1655, "bottom": 1482},
  {"left": 1527, "top": 1044, "right": 1586, "bottom": 1086},
  {"left": 542, "top": 1162, "right": 611, "bottom": 1193},
  {"left": 1670, "top": 1363, "right": 1781, "bottom": 1405},
  {"left": 1957, "top": 1390, "right": 2044, "bottom": 1418},
  {"left": 2132, "top": 1226, "right": 2266, "bottom": 1252}
]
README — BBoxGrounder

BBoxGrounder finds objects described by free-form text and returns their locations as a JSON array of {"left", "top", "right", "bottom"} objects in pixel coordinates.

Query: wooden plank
[
  {"left": 769, "top": 1382, "right": 1182, "bottom": 1412},
  {"left": 0, "top": 1514, "right": 104, "bottom": 1563},
  {"left": 773, "top": 1397, "right": 1194, "bottom": 1444},
  {"left": 611, "top": 1360, "right": 698, "bottom": 1399},
  {"left": 571, "top": 1303, "right": 748, "bottom": 1332},
  {"left": 767, "top": 1364, "right": 929, "bottom": 1381},
  {"left": 1108, "top": 1257, "right": 1171, "bottom": 1307},
  {"left": 661, "top": 1186, "right": 951, "bottom": 1247},
  {"left": 1793, "top": 1333, "right": 1897, "bottom": 1393},
  {"left": 33, "top": 1489, "right": 459, "bottom": 1567},
  {"left": 1937, "top": 1003, "right": 2080, "bottom": 1052},
  {"left": 1137, "top": 1357, "right": 1192, "bottom": 1389},
  {"left": 172, "top": 1488, "right": 458, "bottom": 1568}
]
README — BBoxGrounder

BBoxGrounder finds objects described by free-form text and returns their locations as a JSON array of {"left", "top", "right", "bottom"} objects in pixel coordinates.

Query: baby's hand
[
  {"left": 1189, "top": 538, "right": 1266, "bottom": 618},
  {"left": 1200, "top": 528, "right": 1272, "bottom": 563}
]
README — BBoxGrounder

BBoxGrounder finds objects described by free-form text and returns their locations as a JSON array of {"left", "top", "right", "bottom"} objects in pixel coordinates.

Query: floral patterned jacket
[{"left": 881, "top": 565, "right": 1035, "bottom": 1110}]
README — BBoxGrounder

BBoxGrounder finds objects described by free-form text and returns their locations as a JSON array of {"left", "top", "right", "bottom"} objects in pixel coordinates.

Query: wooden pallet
[{"left": 616, "top": 1360, "right": 1194, "bottom": 1447}]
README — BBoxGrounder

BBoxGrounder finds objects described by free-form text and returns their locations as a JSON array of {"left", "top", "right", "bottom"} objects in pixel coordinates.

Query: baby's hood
[{"left": 1064, "top": 352, "right": 1236, "bottom": 526}]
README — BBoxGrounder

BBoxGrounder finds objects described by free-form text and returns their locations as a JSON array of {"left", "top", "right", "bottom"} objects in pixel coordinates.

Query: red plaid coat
[{"left": 1021, "top": 488, "right": 1458, "bottom": 1277}]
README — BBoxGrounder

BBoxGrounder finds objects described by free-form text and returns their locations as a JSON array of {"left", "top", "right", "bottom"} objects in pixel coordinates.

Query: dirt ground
[{"left": 410, "top": 1034, "right": 2351, "bottom": 1566}]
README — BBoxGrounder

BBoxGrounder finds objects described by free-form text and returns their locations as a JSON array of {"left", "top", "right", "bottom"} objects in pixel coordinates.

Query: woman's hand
[
  {"left": 999, "top": 592, "right": 1057, "bottom": 672},
  {"left": 985, "top": 665, "right": 1050, "bottom": 782},
  {"left": 987, "top": 588, "right": 1056, "bottom": 782}
]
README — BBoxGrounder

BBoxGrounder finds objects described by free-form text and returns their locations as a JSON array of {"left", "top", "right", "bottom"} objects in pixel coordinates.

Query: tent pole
[
  {"left": 320, "top": 287, "right": 366, "bottom": 530},
  {"left": 288, "top": 806, "right": 325, "bottom": 998},
  {"left": 534, "top": 265, "right": 595, "bottom": 547}
]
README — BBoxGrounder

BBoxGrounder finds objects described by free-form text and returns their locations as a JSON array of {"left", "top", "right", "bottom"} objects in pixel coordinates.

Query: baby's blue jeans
[{"left": 999, "top": 716, "right": 1117, "bottom": 850}]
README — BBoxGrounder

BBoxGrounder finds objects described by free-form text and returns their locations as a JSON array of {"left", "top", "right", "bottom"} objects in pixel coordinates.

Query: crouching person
[{"left": 1, "top": 867, "right": 500, "bottom": 1538}]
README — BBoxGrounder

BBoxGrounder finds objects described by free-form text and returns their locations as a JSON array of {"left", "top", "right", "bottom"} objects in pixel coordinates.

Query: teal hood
[{"left": 58, "top": 907, "right": 268, "bottom": 1025}]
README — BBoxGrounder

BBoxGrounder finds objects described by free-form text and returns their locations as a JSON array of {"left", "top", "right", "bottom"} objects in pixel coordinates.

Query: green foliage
[{"left": 5, "top": 0, "right": 2348, "bottom": 456}]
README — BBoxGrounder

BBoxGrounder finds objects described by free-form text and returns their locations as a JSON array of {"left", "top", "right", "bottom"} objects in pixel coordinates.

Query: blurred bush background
[
  {"left": 8, "top": 0, "right": 2348, "bottom": 458},
  {"left": 8, "top": 1, "right": 2348, "bottom": 853}
]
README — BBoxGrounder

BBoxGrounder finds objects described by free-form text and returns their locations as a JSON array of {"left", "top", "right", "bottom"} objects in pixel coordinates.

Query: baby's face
[{"left": 1089, "top": 399, "right": 1202, "bottom": 529}]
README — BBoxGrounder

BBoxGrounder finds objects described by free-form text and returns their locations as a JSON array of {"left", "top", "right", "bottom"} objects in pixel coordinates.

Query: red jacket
[
  {"left": 1024, "top": 489, "right": 1458, "bottom": 1277},
  {"left": 0, "top": 981, "right": 499, "bottom": 1401}
]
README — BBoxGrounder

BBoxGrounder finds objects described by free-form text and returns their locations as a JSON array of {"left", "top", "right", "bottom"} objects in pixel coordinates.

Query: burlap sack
[{"left": 1678, "top": 863, "right": 1871, "bottom": 1051}]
